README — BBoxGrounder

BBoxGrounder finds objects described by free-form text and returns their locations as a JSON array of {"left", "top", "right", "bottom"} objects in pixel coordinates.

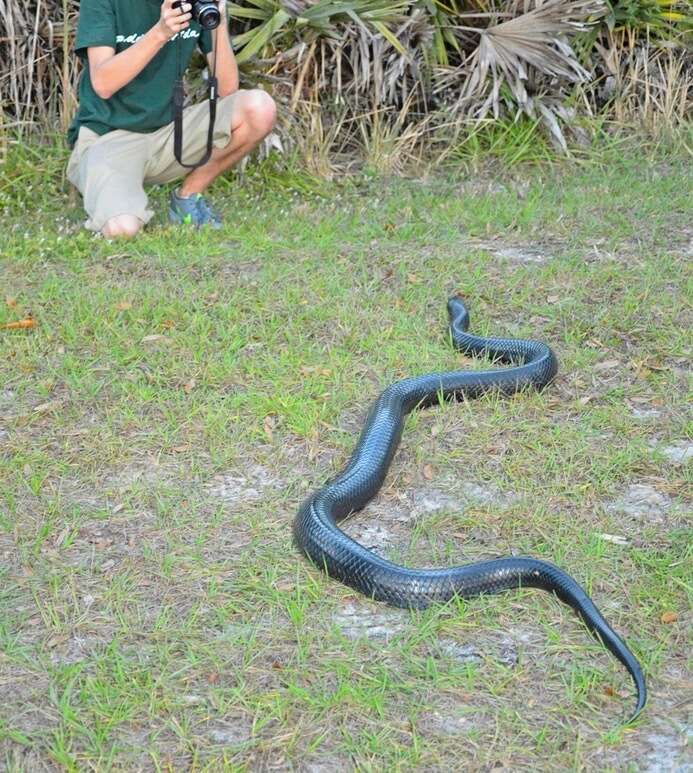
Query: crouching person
[{"left": 67, "top": 0, "right": 276, "bottom": 237}]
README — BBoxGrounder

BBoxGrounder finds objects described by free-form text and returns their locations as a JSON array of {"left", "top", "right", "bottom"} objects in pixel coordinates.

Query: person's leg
[
  {"left": 177, "top": 89, "right": 276, "bottom": 196},
  {"left": 147, "top": 90, "right": 277, "bottom": 192},
  {"left": 102, "top": 214, "right": 144, "bottom": 239},
  {"left": 143, "top": 89, "right": 276, "bottom": 228},
  {"left": 68, "top": 128, "right": 154, "bottom": 238}
]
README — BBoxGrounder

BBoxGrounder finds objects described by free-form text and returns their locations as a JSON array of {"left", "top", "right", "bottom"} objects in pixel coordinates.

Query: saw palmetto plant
[{"left": 0, "top": 0, "right": 690, "bottom": 161}]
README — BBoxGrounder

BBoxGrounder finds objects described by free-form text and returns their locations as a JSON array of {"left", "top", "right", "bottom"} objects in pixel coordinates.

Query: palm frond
[{"left": 0, "top": 0, "right": 690, "bottom": 156}]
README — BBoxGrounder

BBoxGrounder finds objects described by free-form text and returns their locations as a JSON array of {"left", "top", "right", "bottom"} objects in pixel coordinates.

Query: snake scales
[{"left": 293, "top": 295, "right": 646, "bottom": 722}]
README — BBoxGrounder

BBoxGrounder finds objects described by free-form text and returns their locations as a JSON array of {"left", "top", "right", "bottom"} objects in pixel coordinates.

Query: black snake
[{"left": 293, "top": 295, "right": 646, "bottom": 722}]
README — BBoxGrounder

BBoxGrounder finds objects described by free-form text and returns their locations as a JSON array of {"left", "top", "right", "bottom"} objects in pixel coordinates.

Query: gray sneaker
[{"left": 168, "top": 190, "right": 222, "bottom": 229}]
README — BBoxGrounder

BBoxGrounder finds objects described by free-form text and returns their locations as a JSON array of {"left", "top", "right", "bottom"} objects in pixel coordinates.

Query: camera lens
[{"left": 197, "top": 4, "right": 221, "bottom": 30}]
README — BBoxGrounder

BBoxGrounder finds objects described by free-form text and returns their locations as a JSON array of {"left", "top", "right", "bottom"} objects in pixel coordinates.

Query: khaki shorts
[{"left": 67, "top": 92, "right": 241, "bottom": 232}]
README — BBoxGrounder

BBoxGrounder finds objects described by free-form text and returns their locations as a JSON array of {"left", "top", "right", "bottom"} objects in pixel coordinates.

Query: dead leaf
[
  {"left": 263, "top": 416, "right": 275, "bottom": 443},
  {"left": 183, "top": 379, "right": 196, "bottom": 394},
  {"left": 33, "top": 401, "right": 60, "bottom": 414},
  {"left": 104, "top": 253, "right": 131, "bottom": 262},
  {"left": 407, "top": 273, "right": 420, "bottom": 284},
  {"left": 423, "top": 464, "right": 434, "bottom": 481},
  {"left": 141, "top": 334, "right": 170, "bottom": 344},
  {"left": 45, "top": 635, "right": 68, "bottom": 649},
  {"left": 115, "top": 301, "right": 133, "bottom": 311},
  {"left": 660, "top": 611, "right": 678, "bottom": 624},
  {"left": 5, "top": 297, "right": 17, "bottom": 308},
  {"left": 207, "top": 672, "right": 220, "bottom": 684},
  {"left": 596, "top": 533, "right": 630, "bottom": 546},
  {"left": 547, "top": 294, "right": 560, "bottom": 303},
  {"left": 594, "top": 359, "right": 620, "bottom": 372},
  {"left": 53, "top": 526, "right": 71, "bottom": 548},
  {"left": 1, "top": 318, "right": 36, "bottom": 330},
  {"left": 633, "top": 357, "right": 666, "bottom": 378}
]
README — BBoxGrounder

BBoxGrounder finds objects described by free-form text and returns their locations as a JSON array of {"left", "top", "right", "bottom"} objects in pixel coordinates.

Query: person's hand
[{"left": 158, "top": 0, "right": 192, "bottom": 41}]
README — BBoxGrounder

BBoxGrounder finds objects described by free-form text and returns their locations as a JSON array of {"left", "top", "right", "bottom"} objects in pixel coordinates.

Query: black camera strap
[{"left": 173, "top": 31, "right": 218, "bottom": 169}]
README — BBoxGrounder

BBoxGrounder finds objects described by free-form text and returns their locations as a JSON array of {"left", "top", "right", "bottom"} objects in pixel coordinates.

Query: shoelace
[{"left": 194, "top": 195, "right": 220, "bottom": 224}]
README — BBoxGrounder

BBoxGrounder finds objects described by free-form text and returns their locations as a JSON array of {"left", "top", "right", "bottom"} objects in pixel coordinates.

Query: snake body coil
[{"left": 293, "top": 296, "right": 646, "bottom": 722}]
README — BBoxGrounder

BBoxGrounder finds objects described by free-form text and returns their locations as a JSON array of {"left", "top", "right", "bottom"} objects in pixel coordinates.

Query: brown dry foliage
[{"left": 0, "top": 0, "right": 690, "bottom": 152}]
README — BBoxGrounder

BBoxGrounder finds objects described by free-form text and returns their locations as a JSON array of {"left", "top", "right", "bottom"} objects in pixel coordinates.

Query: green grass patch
[{"left": 0, "top": 137, "right": 691, "bottom": 770}]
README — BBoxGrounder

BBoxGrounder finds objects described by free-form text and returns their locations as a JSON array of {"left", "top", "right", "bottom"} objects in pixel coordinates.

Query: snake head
[{"left": 447, "top": 294, "right": 470, "bottom": 333}]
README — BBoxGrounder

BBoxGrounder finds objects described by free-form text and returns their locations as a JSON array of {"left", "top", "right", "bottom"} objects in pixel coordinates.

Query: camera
[{"left": 172, "top": 0, "right": 221, "bottom": 31}]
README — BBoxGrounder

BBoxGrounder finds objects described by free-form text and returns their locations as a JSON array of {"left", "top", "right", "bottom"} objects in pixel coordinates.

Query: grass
[{"left": 0, "top": 132, "right": 691, "bottom": 771}]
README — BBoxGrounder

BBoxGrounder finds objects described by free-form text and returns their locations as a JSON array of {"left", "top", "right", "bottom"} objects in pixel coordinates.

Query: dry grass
[
  {"left": 1, "top": 0, "right": 690, "bottom": 160},
  {"left": 591, "top": 30, "right": 692, "bottom": 134},
  {"left": 0, "top": 0, "right": 79, "bottom": 134}
]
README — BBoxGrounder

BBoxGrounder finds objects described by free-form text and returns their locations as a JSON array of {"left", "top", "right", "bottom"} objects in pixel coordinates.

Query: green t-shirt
[{"left": 67, "top": 0, "right": 212, "bottom": 147}]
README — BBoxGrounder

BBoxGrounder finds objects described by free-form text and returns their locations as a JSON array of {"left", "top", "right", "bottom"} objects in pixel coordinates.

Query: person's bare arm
[
  {"left": 89, "top": 0, "right": 193, "bottom": 99},
  {"left": 206, "top": 2, "right": 239, "bottom": 98}
]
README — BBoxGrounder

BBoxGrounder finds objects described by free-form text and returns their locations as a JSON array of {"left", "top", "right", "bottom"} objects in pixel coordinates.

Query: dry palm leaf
[
  {"left": 436, "top": 0, "right": 605, "bottom": 148},
  {"left": 462, "top": 0, "right": 604, "bottom": 109}
]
